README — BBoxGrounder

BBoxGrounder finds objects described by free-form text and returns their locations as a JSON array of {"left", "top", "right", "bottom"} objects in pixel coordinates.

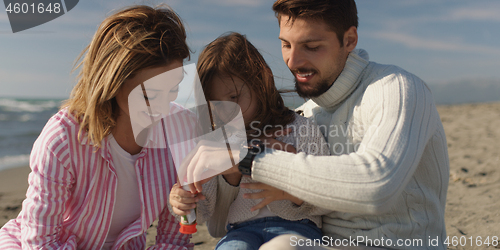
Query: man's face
[{"left": 279, "top": 16, "right": 350, "bottom": 98}]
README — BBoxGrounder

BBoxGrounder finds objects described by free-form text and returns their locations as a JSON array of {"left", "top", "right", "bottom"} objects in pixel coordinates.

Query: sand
[
  {"left": 437, "top": 103, "right": 500, "bottom": 250},
  {"left": 1, "top": 102, "right": 499, "bottom": 250}
]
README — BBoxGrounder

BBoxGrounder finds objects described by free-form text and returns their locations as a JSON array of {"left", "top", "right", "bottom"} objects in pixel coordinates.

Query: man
[{"left": 181, "top": 0, "right": 449, "bottom": 249}]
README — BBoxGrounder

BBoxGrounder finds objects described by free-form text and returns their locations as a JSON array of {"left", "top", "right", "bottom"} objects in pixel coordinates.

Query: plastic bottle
[{"left": 179, "top": 185, "right": 197, "bottom": 234}]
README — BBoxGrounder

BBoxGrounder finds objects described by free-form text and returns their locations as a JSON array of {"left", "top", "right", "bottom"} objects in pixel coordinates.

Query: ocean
[
  {"left": 0, "top": 98, "right": 63, "bottom": 172},
  {"left": 0, "top": 94, "right": 307, "bottom": 173}
]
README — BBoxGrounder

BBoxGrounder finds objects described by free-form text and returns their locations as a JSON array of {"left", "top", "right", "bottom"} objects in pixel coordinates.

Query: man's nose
[{"left": 286, "top": 47, "right": 305, "bottom": 71}]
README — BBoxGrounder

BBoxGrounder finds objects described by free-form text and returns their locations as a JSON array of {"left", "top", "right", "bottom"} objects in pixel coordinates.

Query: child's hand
[{"left": 169, "top": 183, "right": 205, "bottom": 216}]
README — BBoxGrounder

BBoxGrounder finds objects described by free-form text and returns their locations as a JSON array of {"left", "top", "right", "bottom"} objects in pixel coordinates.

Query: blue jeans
[{"left": 215, "top": 217, "right": 322, "bottom": 250}]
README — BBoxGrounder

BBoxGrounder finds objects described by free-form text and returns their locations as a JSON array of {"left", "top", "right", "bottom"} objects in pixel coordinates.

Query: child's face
[{"left": 209, "top": 75, "right": 258, "bottom": 126}]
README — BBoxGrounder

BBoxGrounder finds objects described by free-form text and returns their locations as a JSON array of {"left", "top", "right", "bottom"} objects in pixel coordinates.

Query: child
[
  {"left": 169, "top": 32, "right": 331, "bottom": 250},
  {"left": 0, "top": 5, "right": 194, "bottom": 249}
]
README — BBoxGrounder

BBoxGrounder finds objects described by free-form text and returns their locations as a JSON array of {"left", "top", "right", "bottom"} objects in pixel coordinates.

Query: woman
[{"left": 0, "top": 5, "right": 194, "bottom": 249}]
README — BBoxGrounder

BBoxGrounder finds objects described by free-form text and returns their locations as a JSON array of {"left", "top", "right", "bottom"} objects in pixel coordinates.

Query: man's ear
[{"left": 343, "top": 26, "right": 358, "bottom": 52}]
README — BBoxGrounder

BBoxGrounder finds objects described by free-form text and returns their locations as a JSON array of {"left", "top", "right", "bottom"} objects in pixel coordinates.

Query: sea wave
[
  {"left": 0, "top": 154, "right": 30, "bottom": 172},
  {"left": 0, "top": 98, "right": 61, "bottom": 113},
  {"left": 0, "top": 113, "right": 36, "bottom": 122}
]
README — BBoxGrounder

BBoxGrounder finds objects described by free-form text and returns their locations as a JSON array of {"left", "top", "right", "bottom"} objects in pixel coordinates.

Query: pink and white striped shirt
[{"left": 0, "top": 103, "right": 195, "bottom": 250}]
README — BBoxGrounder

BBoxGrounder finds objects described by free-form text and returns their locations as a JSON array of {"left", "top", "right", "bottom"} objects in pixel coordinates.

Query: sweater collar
[{"left": 311, "top": 49, "right": 369, "bottom": 110}]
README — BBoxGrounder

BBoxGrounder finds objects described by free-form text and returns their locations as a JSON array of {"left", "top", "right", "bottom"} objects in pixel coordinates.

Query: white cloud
[
  {"left": 0, "top": 68, "right": 69, "bottom": 85},
  {"left": 0, "top": 9, "right": 11, "bottom": 31},
  {"left": 184, "top": 22, "right": 224, "bottom": 34},
  {"left": 58, "top": 10, "right": 106, "bottom": 27},
  {"left": 371, "top": 3, "right": 500, "bottom": 31},
  {"left": 392, "top": 0, "right": 437, "bottom": 7},
  {"left": 367, "top": 31, "right": 500, "bottom": 56},
  {"left": 446, "top": 7, "right": 500, "bottom": 22},
  {"left": 203, "top": 0, "right": 267, "bottom": 7},
  {"left": 164, "top": 0, "right": 267, "bottom": 8},
  {"left": 0, "top": 68, "right": 73, "bottom": 98}
]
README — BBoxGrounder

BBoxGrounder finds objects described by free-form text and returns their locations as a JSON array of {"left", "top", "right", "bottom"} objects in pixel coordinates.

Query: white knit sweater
[{"left": 248, "top": 49, "right": 450, "bottom": 249}]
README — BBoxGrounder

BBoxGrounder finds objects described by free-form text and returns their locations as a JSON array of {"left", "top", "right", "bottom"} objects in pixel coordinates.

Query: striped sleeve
[
  {"left": 148, "top": 206, "right": 193, "bottom": 250},
  {"left": 20, "top": 115, "right": 77, "bottom": 249},
  {"left": 148, "top": 103, "right": 195, "bottom": 250}
]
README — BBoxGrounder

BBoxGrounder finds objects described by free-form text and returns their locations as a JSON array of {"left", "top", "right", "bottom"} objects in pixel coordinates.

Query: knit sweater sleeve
[
  {"left": 252, "top": 69, "right": 440, "bottom": 214},
  {"left": 270, "top": 114, "right": 332, "bottom": 218}
]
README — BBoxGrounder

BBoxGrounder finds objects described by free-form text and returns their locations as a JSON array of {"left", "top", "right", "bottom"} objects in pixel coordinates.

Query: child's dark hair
[{"left": 197, "top": 32, "right": 295, "bottom": 135}]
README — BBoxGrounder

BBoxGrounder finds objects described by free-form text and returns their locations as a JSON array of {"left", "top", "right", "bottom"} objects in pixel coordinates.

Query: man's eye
[
  {"left": 230, "top": 95, "right": 238, "bottom": 100},
  {"left": 306, "top": 46, "right": 319, "bottom": 51},
  {"left": 282, "top": 43, "right": 291, "bottom": 49}
]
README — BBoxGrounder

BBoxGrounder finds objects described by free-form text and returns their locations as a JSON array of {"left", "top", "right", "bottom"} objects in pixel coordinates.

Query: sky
[{"left": 1, "top": 0, "right": 499, "bottom": 98}]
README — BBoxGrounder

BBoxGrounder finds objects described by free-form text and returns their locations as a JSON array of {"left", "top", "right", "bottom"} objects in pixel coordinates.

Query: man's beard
[{"left": 295, "top": 78, "right": 332, "bottom": 98}]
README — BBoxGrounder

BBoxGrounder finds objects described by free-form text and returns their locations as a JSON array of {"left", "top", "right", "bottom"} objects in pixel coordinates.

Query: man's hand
[{"left": 240, "top": 182, "right": 304, "bottom": 211}]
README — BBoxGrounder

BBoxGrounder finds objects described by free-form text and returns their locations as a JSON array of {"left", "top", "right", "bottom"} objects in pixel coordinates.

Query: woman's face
[
  {"left": 209, "top": 75, "right": 258, "bottom": 127},
  {"left": 115, "top": 60, "right": 184, "bottom": 128}
]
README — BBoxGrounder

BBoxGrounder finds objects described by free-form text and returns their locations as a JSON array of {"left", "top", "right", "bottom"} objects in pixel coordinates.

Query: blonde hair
[{"left": 62, "top": 5, "right": 190, "bottom": 147}]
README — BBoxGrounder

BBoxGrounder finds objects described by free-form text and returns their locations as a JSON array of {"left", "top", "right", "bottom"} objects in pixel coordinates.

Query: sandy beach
[{"left": 1, "top": 102, "right": 499, "bottom": 249}]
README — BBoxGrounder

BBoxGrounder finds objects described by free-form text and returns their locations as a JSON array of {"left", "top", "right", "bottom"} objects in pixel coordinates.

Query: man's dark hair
[{"left": 272, "top": 0, "right": 358, "bottom": 46}]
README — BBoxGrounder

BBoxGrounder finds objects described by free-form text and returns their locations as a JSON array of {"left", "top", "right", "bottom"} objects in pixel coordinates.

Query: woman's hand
[
  {"left": 169, "top": 183, "right": 205, "bottom": 216},
  {"left": 240, "top": 182, "right": 303, "bottom": 211}
]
